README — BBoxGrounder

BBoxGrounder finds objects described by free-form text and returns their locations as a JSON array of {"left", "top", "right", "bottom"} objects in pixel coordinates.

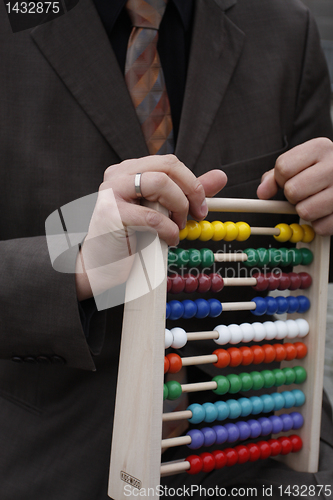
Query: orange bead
[
  {"left": 213, "top": 349, "right": 231, "bottom": 368},
  {"left": 166, "top": 353, "right": 182, "bottom": 373},
  {"left": 284, "top": 343, "right": 297, "bottom": 361},
  {"left": 294, "top": 342, "right": 308, "bottom": 359},
  {"left": 239, "top": 346, "right": 254, "bottom": 365},
  {"left": 227, "top": 347, "right": 243, "bottom": 367},
  {"left": 262, "top": 344, "right": 276, "bottom": 364},
  {"left": 250, "top": 345, "right": 265, "bottom": 364},
  {"left": 164, "top": 356, "right": 170, "bottom": 374},
  {"left": 274, "top": 344, "right": 287, "bottom": 362}
]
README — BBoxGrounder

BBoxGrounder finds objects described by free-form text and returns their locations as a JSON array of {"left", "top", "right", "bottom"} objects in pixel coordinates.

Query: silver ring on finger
[{"left": 134, "top": 173, "right": 143, "bottom": 198}]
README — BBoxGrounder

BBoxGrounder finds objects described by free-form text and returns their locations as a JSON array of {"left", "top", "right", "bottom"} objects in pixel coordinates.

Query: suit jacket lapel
[
  {"left": 31, "top": 0, "right": 149, "bottom": 161},
  {"left": 176, "top": 0, "right": 244, "bottom": 169}
]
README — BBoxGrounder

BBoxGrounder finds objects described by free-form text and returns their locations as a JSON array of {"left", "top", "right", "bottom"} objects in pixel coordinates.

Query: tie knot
[{"left": 126, "top": 0, "right": 167, "bottom": 30}]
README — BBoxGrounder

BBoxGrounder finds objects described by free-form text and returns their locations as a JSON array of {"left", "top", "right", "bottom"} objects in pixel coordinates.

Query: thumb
[{"left": 257, "top": 169, "right": 279, "bottom": 199}]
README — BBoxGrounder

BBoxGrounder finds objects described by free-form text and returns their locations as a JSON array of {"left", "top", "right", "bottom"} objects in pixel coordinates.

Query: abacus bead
[
  {"left": 244, "top": 248, "right": 259, "bottom": 267},
  {"left": 168, "top": 250, "right": 177, "bottom": 266},
  {"left": 293, "top": 366, "right": 307, "bottom": 384},
  {"left": 301, "top": 224, "right": 315, "bottom": 243},
  {"left": 212, "top": 449, "right": 227, "bottom": 469},
  {"left": 238, "top": 397, "right": 253, "bottom": 417},
  {"left": 274, "top": 223, "right": 292, "bottom": 242},
  {"left": 260, "top": 394, "right": 275, "bottom": 413},
  {"left": 164, "top": 357, "right": 170, "bottom": 374},
  {"left": 225, "top": 448, "right": 238, "bottom": 467},
  {"left": 214, "top": 425, "right": 229, "bottom": 444},
  {"left": 170, "top": 327, "right": 187, "bottom": 348},
  {"left": 257, "top": 248, "right": 270, "bottom": 266},
  {"left": 291, "top": 389, "right": 306, "bottom": 407},
  {"left": 262, "top": 344, "right": 276, "bottom": 363},
  {"left": 179, "top": 225, "right": 188, "bottom": 241},
  {"left": 235, "top": 221, "right": 251, "bottom": 241},
  {"left": 227, "top": 374, "right": 242, "bottom": 394},
  {"left": 275, "top": 320, "right": 288, "bottom": 340},
  {"left": 239, "top": 372, "right": 253, "bottom": 392},
  {"left": 235, "top": 445, "right": 250, "bottom": 464},
  {"left": 197, "top": 273, "right": 212, "bottom": 293},
  {"left": 275, "top": 296, "right": 289, "bottom": 314},
  {"left": 252, "top": 322, "right": 266, "bottom": 342},
  {"left": 166, "top": 353, "right": 182, "bottom": 374},
  {"left": 165, "top": 329, "right": 173, "bottom": 349},
  {"left": 208, "top": 298, "right": 223, "bottom": 318},
  {"left": 168, "top": 300, "right": 185, "bottom": 320},
  {"left": 203, "top": 402, "right": 219, "bottom": 423},
  {"left": 227, "top": 399, "right": 242, "bottom": 419},
  {"left": 268, "top": 272, "right": 280, "bottom": 290},
  {"left": 199, "top": 220, "right": 214, "bottom": 241},
  {"left": 295, "top": 318, "right": 310, "bottom": 338},
  {"left": 278, "top": 273, "right": 291, "bottom": 290},
  {"left": 214, "top": 400, "right": 230, "bottom": 421},
  {"left": 269, "top": 415, "right": 284, "bottom": 434},
  {"left": 195, "top": 298, "right": 210, "bottom": 319},
  {"left": 187, "top": 429, "right": 204, "bottom": 450},
  {"left": 251, "top": 345, "right": 265, "bottom": 364},
  {"left": 258, "top": 441, "right": 271, "bottom": 460},
  {"left": 170, "top": 275, "right": 185, "bottom": 294},
  {"left": 290, "top": 434, "right": 303, "bottom": 453},
  {"left": 214, "top": 325, "right": 231, "bottom": 345},
  {"left": 258, "top": 417, "right": 273, "bottom": 436},
  {"left": 248, "top": 443, "right": 261, "bottom": 462},
  {"left": 188, "top": 248, "right": 201, "bottom": 267},
  {"left": 272, "top": 369, "right": 286, "bottom": 387},
  {"left": 265, "top": 296, "right": 278, "bottom": 315},
  {"left": 289, "top": 223, "right": 304, "bottom": 243},
  {"left": 227, "top": 347, "right": 243, "bottom": 367},
  {"left": 186, "top": 220, "right": 201, "bottom": 240},
  {"left": 163, "top": 384, "right": 168, "bottom": 400},
  {"left": 300, "top": 248, "right": 313, "bottom": 265},
  {"left": 289, "top": 248, "right": 303, "bottom": 266},
  {"left": 201, "top": 452, "right": 216, "bottom": 473},
  {"left": 253, "top": 272, "right": 269, "bottom": 291},
  {"left": 250, "top": 371, "right": 265, "bottom": 391},
  {"left": 284, "top": 343, "right": 297, "bottom": 361},
  {"left": 188, "top": 403, "right": 205, "bottom": 424},
  {"left": 211, "top": 221, "right": 226, "bottom": 241},
  {"left": 297, "top": 295, "right": 310, "bottom": 313},
  {"left": 183, "top": 300, "right": 197, "bottom": 319},
  {"left": 279, "top": 248, "right": 293, "bottom": 267},
  {"left": 228, "top": 324, "right": 243, "bottom": 344},
  {"left": 268, "top": 439, "right": 282, "bottom": 456},
  {"left": 186, "top": 455, "right": 203, "bottom": 475},
  {"left": 285, "top": 319, "right": 300, "bottom": 339},
  {"left": 274, "top": 344, "right": 287, "bottom": 362},
  {"left": 240, "top": 323, "right": 255, "bottom": 342},
  {"left": 240, "top": 346, "right": 254, "bottom": 365},
  {"left": 282, "top": 391, "right": 296, "bottom": 409},
  {"left": 280, "top": 414, "right": 293, "bottom": 432},
  {"left": 299, "top": 272, "right": 312, "bottom": 289},
  {"left": 165, "top": 381, "right": 182, "bottom": 400},
  {"left": 175, "top": 248, "right": 190, "bottom": 266},
  {"left": 269, "top": 248, "right": 282, "bottom": 267},
  {"left": 283, "top": 367, "right": 296, "bottom": 385},
  {"left": 236, "top": 421, "right": 251, "bottom": 440},
  {"left": 224, "top": 221, "right": 238, "bottom": 241},
  {"left": 202, "top": 427, "right": 217, "bottom": 447},
  {"left": 213, "top": 375, "right": 230, "bottom": 395},
  {"left": 166, "top": 303, "right": 170, "bottom": 319},
  {"left": 213, "top": 349, "right": 231, "bottom": 368},
  {"left": 251, "top": 297, "right": 267, "bottom": 316},
  {"left": 210, "top": 273, "right": 224, "bottom": 292},
  {"left": 167, "top": 277, "right": 172, "bottom": 292},
  {"left": 184, "top": 274, "right": 199, "bottom": 293},
  {"left": 249, "top": 396, "right": 264, "bottom": 415},
  {"left": 262, "top": 370, "right": 275, "bottom": 388},
  {"left": 271, "top": 392, "right": 285, "bottom": 411},
  {"left": 225, "top": 423, "right": 240, "bottom": 443},
  {"left": 200, "top": 248, "right": 214, "bottom": 267},
  {"left": 290, "top": 412, "right": 304, "bottom": 430},
  {"left": 294, "top": 342, "right": 307, "bottom": 359},
  {"left": 263, "top": 321, "right": 278, "bottom": 340},
  {"left": 289, "top": 272, "right": 302, "bottom": 290},
  {"left": 286, "top": 295, "right": 299, "bottom": 314}
]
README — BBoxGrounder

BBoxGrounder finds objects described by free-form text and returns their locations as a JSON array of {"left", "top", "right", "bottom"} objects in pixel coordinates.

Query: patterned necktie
[{"left": 125, "top": 0, "right": 174, "bottom": 155}]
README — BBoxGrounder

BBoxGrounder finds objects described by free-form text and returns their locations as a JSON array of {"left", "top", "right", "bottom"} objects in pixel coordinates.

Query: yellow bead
[
  {"left": 179, "top": 226, "right": 188, "bottom": 241},
  {"left": 199, "top": 221, "right": 214, "bottom": 241},
  {"left": 186, "top": 220, "right": 201, "bottom": 240},
  {"left": 235, "top": 221, "right": 251, "bottom": 241},
  {"left": 301, "top": 224, "right": 315, "bottom": 243},
  {"left": 223, "top": 221, "right": 238, "bottom": 241},
  {"left": 274, "top": 223, "right": 293, "bottom": 242},
  {"left": 211, "top": 221, "right": 226, "bottom": 241},
  {"left": 290, "top": 223, "right": 304, "bottom": 243}
]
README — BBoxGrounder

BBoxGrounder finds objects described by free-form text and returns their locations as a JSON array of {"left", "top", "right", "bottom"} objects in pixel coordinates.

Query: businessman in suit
[{"left": 0, "top": 0, "right": 333, "bottom": 498}]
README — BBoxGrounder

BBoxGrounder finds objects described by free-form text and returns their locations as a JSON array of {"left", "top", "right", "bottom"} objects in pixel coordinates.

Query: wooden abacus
[{"left": 108, "top": 198, "right": 330, "bottom": 500}]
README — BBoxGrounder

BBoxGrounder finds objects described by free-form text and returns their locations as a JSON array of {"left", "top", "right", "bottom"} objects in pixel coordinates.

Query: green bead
[
  {"left": 200, "top": 248, "right": 214, "bottom": 267},
  {"left": 289, "top": 248, "right": 302, "bottom": 266},
  {"left": 279, "top": 248, "right": 293, "bottom": 267},
  {"left": 168, "top": 250, "right": 177, "bottom": 266},
  {"left": 268, "top": 248, "right": 282, "bottom": 266},
  {"left": 226, "top": 374, "right": 242, "bottom": 394},
  {"left": 257, "top": 248, "right": 270, "bottom": 266},
  {"left": 244, "top": 248, "right": 259, "bottom": 267},
  {"left": 165, "top": 380, "right": 182, "bottom": 400},
  {"left": 293, "top": 366, "right": 307, "bottom": 384},
  {"left": 300, "top": 248, "right": 314, "bottom": 266},
  {"left": 239, "top": 372, "right": 253, "bottom": 391},
  {"left": 163, "top": 384, "right": 168, "bottom": 401},
  {"left": 250, "top": 371, "right": 265, "bottom": 391},
  {"left": 175, "top": 248, "right": 189, "bottom": 266},
  {"left": 282, "top": 367, "right": 296, "bottom": 385},
  {"left": 188, "top": 248, "right": 201, "bottom": 267},
  {"left": 212, "top": 375, "right": 230, "bottom": 395},
  {"left": 272, "top": 368, "right": 286, "bottom": 387},
  {"left": 261, "top": 370, "right": 276, "bottom": 388}
]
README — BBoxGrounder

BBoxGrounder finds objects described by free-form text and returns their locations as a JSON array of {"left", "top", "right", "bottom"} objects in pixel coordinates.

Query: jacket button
[
  {"left": 24, "top": 356, "right": 37, "bottom": 364},
  {"left": 37, "top": 356, "right": 51, "bottom": 364},
  {"left": 11, "top": 356, "right": 23, "bottom": 363},
  {"left": 51, "top": 355, "right": 66, "bottom": 365}
]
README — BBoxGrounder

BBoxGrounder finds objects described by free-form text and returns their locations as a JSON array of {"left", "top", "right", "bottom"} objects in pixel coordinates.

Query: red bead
[
  {"left": 253, "top": 272, "right": 269, "bottom": 291},
  {"left": 167, "top": 277, "right": 172, "bottom": 292},
  {"left": 274, "top": 344, "right": 287, "bottom": 362},
  {"left": 268, "top": 439, "right": 282, "bottom": 456},
  {"left": 268, "top": 272, "right": 280, "bottom": 291},
  {"left": 186, "top": 455, "right": 203, "bottom": 475},
  {"left": 209, "top": 273, "right": 224, "bottom": 293},
  {"left": 184, "top": 274, "right": 199, "bottom": 293},
  {"left": 227, "top": 347, "right": 243, "bottom": 367},
  {"left": 251, "top": 345, "right": 265, "bottom": 364},
  {"left": 299, "top": 272, "right": 312, "bottom": 290},
  {"left": 166, "top": 353, "right": 182, "bottom": 373},
  {"left": 170, "top": 275, "right": 185, "bottom": 294},
  {"left": 284, "top": 343, "right": 297, "bottom": 361},
  {"left": 278, "top": 436, "right": 293, "bottom": 455},
  {"left": 197, "top": 274, "right": 212, "bottom": 293},
  {"left": 262, "top": 344, "right": 276, "bottom": 364},
  {"left": 224, "top": 448, "right": 238, "bottom": 467},
  {"left": 289, "top": 434, "right": 303, "bottom": 453},
  {"left": 200, "top": 452, "right": 215, "bottom": 472},
  {"left": 278, "top": 273, "right": 291, "bottom": 290},
  {"left": 213, "top": 349, "right": 231, "bottom": 368},
  {"left": 257, "top": 441, "right": 271, "bottom": 460},
  {"left": 234, "top": 445, "right": 250, "bottom": 464},
  {"left": 247, "top": 443, "right": 261, "bottom": 462},
  {"left": 212, "top": 450, "right": 227, "bottom": 469},
  {"left": 288, "top": 272, "right": 302, "bottom": 290},
  {"left": 239, "top": 346, "right": 254, "bottom": 366},
  {"left": 164, "top": 356, "right": 170, "bottom": 374},
  {"left": 294, "top": 342, "right": 307, "bottom": 359}
]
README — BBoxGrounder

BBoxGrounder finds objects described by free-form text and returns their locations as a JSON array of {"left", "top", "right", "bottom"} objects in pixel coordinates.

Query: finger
[
  {"left": 312, "top": 212, "right": 333, "bottom": 236},
  {"left": 283, "top": 161, "right": 332, "bottom": 205},
  {"left": 197, "top": 170, "right": 228, "bottom": 198},
  {"left": 257, "top": 169, "right": 279, "bottom": 199},
  {"left": 295, "top": 186, "right": 333, "bottom": 223}
]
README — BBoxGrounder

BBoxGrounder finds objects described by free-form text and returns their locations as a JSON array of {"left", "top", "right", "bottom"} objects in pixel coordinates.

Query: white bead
[
  {"left": 263, "top": 321, "right": 277, "bottom": 340},
  {"left": 214, "top": 325, "right": 231, "bottom": 345},
  {"left": 295, "top": 318, "right": 310, "bottom": 338},
  {"left": 285, "top": 319, "right": 299, "bottom": 339},
  {"left": 252, "top": 322, "right": 266, "bottom": 342},
  {"left": 274, "top": 320, "right": 289, "bottom": 340},
  {"left": 170, "top": 327, "right": 187, "bottom": 349},
  {"left": 165, "top": 329, "right": 173, "bottom": 349},
  {"left": 240, "top": 323, "right": 255, "bottom": 342},
  {"left": 228, "top": 324, "right": 243, "bottom": 344}
]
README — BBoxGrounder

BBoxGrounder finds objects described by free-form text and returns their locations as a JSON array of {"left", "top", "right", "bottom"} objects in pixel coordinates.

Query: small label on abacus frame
[{"left": 120, "top": 471, "right": 142, "bottom": 490}]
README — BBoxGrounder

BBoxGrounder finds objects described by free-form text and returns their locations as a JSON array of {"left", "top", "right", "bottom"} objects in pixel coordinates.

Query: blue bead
[
  {"left": 265, "top": 296, "right": 278, "bottom": 315},
  {"left": 291, "top": 389, "right": 306, "bottom": 407},
  {"left": 225, "top": 423, "right": 240, "bottom": 443},
  {"left": 195, "top": 298, "right": 210, "bottom": 319},
  {"left": 282, "top": 391, "right": 296, "bottom": 409},
  {"left": 208, "top": 298, "right": 223, "bottom": 318},
  {"left": 260, "top": 394, "right": 275, "bottom": 413},
  {"left": 238, "top": 397, "right": 253, "bottom": 417},
  {"left": 166, "top": 303, "right": 170, "bottom": 319},
  {"left": 168, "top": 300, "right": 184, "bottom": 320},
  {"left": 276, "top": 296, "right": 289, "bottom": 314},
  {"left": 214, "top": 401, "right": 229, "bottom": 421},
  {"left": 187, "top": 403, "right": 205, "bottom": 424},
  {"left": 280, "top": 413, "right": 293, "bottom": 432},
  {"left": 271, "top": 392, "right": 285, "bottom": 411},
  {"left": 290, "top": 411, "right": 304, "bottom": 430},
  {"left": 249, "top": 396, "right": 264, "bottom": 415},
  {"left": 187, "top": 429, "right": 204, "bottom": 450},
  {"left": 258, "top": 417, "right": 273, "bottom": 436},
  {"left": 182, "top": 300, "right": 197, "bottom": 319},
  {"left": 248, "top": 419, "right": 262, "bottom": 438},
  {"left": 297, "top": 295, "right": 310, "bottom": 313},
  {"left": 236, "top": 421, "right": 251, "bottom": 440},
  {"left": 251, "top": 297, "right": 267, "bottom": 316},
  {"left": 286, "top": 296, "right": 299, "bottom": 314},
  {"left": 269, "top": 415, "right": 283, "bottom": 434},
  {"left": 202, "top": 427, "right": 217, "bottom": 447},
  {"left": 227, "top": 399, "right": 242, "bottom": 419},
  {"left": 213, "top": 425, "right": 228, "bottom": 445},
  {"left": 203, "top": 402, "right": 218, "bottom": 423}
]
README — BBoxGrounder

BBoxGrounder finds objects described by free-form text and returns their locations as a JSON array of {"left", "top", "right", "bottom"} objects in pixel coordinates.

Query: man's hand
[
  {"left": 76, "top": 155, "right": 227, "bottom": 301},
  {"left": 257, "top": 138, "right": 333, "bottom": 236}
]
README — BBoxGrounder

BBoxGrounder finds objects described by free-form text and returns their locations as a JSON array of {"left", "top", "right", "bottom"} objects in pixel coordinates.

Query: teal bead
[
  {"left": 260, "top": 394, "right": 275, "bottom": 413},
  {"left": 214, "top": 401, "right": 230, "bottom": 421},
  {"left": 262, "top": 370, "right": 276, "bottom": 388},
  {"left": 202, "top": 402, "right": 218, "bottom": 423},
  {"left": 165, "top": 380, "right": 182, "bottom": 400},
  {"left": 282, "top": 391, "right": 296, "bottom": 409},
  {"left": 279, "top": 248, "right": 293, "bottom": 267},
  {"left": 271, "top": 392, "right": 285, "bottom": 411},
  {"left": 244, "top": 248, "right": 259, "bottom": 267},
  {"left": 188, "top": 248, "right": 201, "bottom": 267},
  {"left": 213, "top": 375, "right": 230, "bottom": 395},
  {"left": 250, "top": 371, "right": 265, "bottom": 391},
  {"left": 200, "top": 248, "right": 214, "bottom": 267},
  {"left": 175, "top": 248, "right": 189, "bottom": 266},
  {"left": 268, "top": 248, "right": 282, "bottom": 266},
  {"left": 239, "top": 372, "right": 253, "bottom": 392},
  {"left": 300, "top": 248, "right": 314, "bottom": 266},
  {"left": 163, "top": 384, "right": 168, "bottom": 401},
  {"left": 291, "top": 389, "right": 306, "bottom": 407},
  {"left": 249, "top": 396, "right": 264, "bottom": 414},
  {"left": 282, "top": 367, "right": 296, "bottom": 385},
  {"left": 293, "top": 366, "right": 307, "bottom": 384},
  {"left": 227, "top": 399, "right": 242, "bottom": 419},
  {"left": 288, "top": 248, "right": 302, "bottom": 266},
  {"left": 257, "top": 248, "right": 270, "bottom": 266},
  {"left": 187, "top": 403, "right": 205, "bottom": 424},
  {"left": 272, "top": 368, "right": 286, "bottom": 387},
  {"left": 168, "top": 250, "right": 177, "bottom": 266},
  {"left": 238, "top": 397, "right": 253, "bottom": 417},
  {"left": 227, "top": 374, "right": 242, "bottom": 394}
]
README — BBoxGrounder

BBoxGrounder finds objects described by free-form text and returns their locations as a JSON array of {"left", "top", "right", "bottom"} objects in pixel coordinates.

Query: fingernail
[{"left": 201, "top": 200, "right": 208, "bottom": 218}]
